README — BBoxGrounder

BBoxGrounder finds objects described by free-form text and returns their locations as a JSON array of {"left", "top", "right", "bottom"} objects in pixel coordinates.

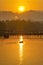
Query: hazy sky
[{"left": 0, "top": 0, "right": 43, "bottom": 12}]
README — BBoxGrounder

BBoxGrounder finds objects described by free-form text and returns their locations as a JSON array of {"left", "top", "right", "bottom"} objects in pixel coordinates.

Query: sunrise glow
[{"left": 18, "top": 6, "right": 25, "bottom": 13}]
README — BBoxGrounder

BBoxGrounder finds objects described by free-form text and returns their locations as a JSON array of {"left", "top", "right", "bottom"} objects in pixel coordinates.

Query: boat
[{"left": 19, "top": 41, "right": 23, "bottom": 43}]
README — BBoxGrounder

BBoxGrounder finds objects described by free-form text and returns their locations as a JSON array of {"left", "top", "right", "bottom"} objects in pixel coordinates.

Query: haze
[{"left": 0, "top": 0, "right": 43, "bottom": 13}]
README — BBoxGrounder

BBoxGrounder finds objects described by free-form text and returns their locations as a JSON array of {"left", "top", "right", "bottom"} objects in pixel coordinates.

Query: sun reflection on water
[
  {"left": 19, "top": 35, "right": 23, "bottom": 42},
  {"left": 19, "top": 43, "right": 23, "bottom": 65},
  {"left": 19, "top": 36, "right": 24, "bottom": 65}
]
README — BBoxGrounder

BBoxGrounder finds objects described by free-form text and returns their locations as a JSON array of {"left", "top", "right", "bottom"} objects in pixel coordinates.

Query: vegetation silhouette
[{"left": 0, "top": 20, "right": 43, "bottom": 38}]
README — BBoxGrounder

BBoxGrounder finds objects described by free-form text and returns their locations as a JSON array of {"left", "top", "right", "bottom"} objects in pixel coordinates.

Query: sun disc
[{"left": 18, "top": 6, "right": 25, "bottom": 12}]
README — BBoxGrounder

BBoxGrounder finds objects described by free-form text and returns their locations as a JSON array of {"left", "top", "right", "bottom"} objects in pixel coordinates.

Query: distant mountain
[
  {"left": 0, "top": 10, "right": 43, "bottom": 21},
  {"left": 0, "top": 11, "right": 19, "bottom": 21},
  {"left": 19, "top": 10, "right": 43, "bottom": 21}
]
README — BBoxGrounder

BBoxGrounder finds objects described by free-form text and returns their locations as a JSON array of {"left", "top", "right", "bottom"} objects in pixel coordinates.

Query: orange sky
[{"left": 0, "top": 0, "right": 43, "bottom": 12}]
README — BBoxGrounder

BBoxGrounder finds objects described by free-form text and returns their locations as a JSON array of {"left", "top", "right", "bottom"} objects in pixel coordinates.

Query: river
[{"left": 0, "top": 35, "right": 43, "bottom": 65}]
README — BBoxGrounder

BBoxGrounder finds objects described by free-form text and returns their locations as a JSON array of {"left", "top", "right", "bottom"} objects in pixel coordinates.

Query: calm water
[{"left": 0, "top": 35, "right": 43, "bottom": 65}]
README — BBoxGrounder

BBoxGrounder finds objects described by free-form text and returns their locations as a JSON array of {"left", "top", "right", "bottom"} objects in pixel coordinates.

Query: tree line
[{"left": 0, "top": 20, "right": 43, "bottom": 37}]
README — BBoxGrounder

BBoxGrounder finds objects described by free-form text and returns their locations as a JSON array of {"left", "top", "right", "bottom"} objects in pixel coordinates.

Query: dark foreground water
[{"left": 0, "top": 35, "right": 43, "bottom": 65}]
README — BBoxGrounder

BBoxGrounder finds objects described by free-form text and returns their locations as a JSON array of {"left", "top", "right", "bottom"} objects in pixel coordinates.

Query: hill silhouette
[{"left": 0, "top": 10, "right": 43, "bottom": 21}]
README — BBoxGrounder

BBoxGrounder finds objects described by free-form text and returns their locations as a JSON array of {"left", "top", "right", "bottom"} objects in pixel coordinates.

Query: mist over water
[{"left": 0, "top": 35, "right": 43, "bottom": 65}]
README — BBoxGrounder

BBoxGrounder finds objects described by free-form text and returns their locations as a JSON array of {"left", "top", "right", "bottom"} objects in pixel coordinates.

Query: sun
[{"left": 18, "top": 6, "right": 25, "bottom": 13}]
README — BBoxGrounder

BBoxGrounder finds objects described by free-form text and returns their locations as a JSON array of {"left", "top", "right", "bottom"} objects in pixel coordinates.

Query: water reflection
[
  {"left": 20, "top": 35, "right": 23, "bottom": 41},
  {"left": 0, "top": 35, "right": 43, "bottom": 65},
  {"left": 19, "top": 43, "right": 23, "bottom": 65}
]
